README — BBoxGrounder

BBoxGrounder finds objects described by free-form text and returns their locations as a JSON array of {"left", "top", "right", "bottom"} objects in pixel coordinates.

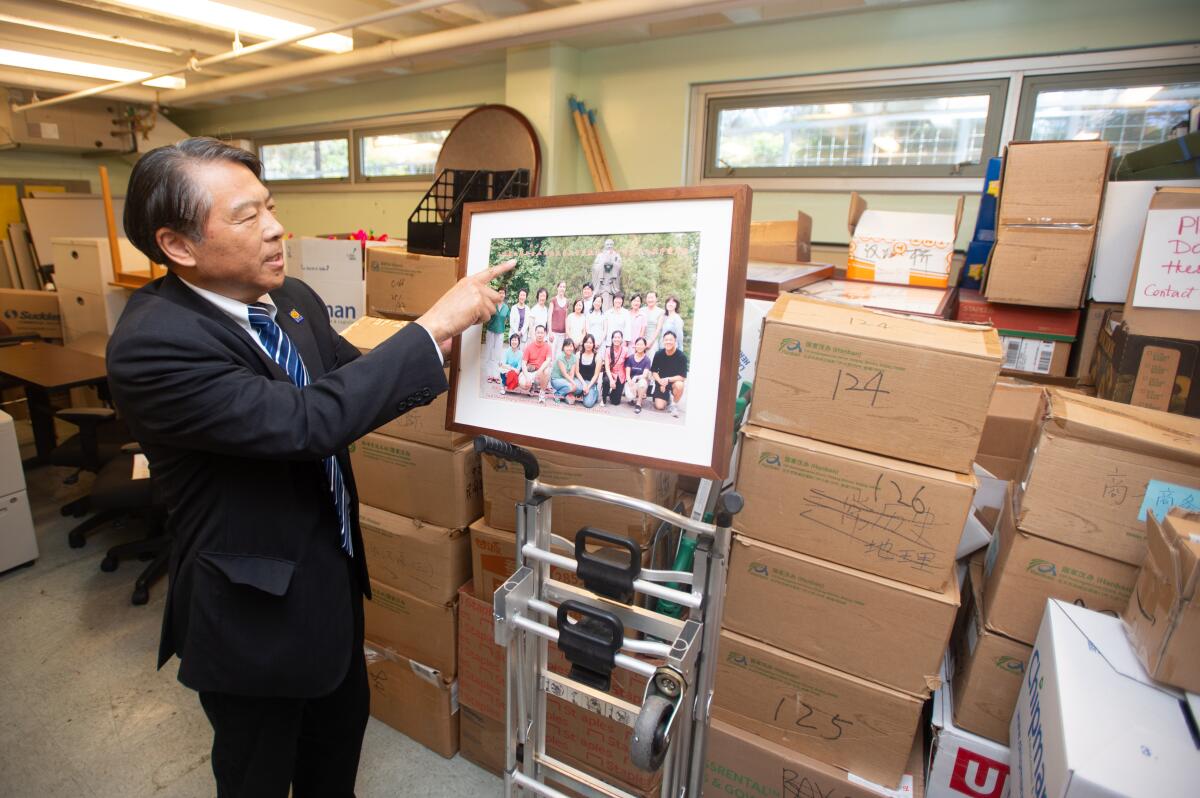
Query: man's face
[
  {"left": 535, "top": 328, "right": 545, "bottom": 343},
  {"left": 663, "top": 335, "right": 677, "bottom": 355},
  {"left": 582, "top": 286, "right": 592, "bottom": 300},
  {"left": 169, "top": 160, "right": 285, "bottom": 303}
]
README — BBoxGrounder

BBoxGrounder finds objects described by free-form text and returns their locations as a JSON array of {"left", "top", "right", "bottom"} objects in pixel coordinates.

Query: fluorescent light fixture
[
  {"left": 0, "top": 47, "right": 185, "bottom": 88},
  {"left": 824, "top": 103, "right": 853, "bottom": 117},
  {"left": 106, "top": 0, "right": 353, "bottom": 53},
  {"left": 1072, "top": 130, "right": 1101, "bottom": 141},
  {"left": 0, "top": 13, "right": 177, "bottom": 53},
  {"left": 873, "top": 135, "right": 900, "bottom": 153},
  {"left": 1118, "top": 85, "right": 1163, "bottom": 106}
]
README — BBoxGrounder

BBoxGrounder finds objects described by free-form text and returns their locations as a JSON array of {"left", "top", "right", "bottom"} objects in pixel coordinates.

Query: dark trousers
[{"left": 199, "top": 590, "right": 368, "bottom": 798}]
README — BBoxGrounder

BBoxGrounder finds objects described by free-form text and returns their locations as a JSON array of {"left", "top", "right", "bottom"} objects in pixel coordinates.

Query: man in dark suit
[{"left": 106, "top": 137, "right": 509, "bottom": 797}]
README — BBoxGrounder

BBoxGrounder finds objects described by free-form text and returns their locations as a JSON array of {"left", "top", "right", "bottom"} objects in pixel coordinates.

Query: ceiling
[{"left": 1, "top": 0, "right": 948, "bottom": 109}]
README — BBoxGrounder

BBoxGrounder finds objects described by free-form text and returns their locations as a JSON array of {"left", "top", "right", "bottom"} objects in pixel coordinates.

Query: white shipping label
[
  {"left": 1000, "top": 336, "right": 1056, "bottom": 374},
  {"left": 131, "top": 453, "right": 150, "bottom": 480},
  {"left": 846, "top": 771, "right": 915, "bottom": 797}
]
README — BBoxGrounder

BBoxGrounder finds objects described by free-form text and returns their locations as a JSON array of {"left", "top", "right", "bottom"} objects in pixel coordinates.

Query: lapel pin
[{"left": 289, "top": 309, "right": 304, "bottom": 323}]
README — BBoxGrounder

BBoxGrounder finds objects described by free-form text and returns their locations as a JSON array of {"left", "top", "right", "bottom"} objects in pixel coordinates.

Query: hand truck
[{"left": 475, "top": 436, "right": 744, "bottom": 798}]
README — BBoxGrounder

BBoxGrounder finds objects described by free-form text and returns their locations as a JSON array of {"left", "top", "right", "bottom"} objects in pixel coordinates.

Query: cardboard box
[
  {"left": 358, "top": 503, "right": 470, "bottom": 602},
  {"left": 1121, "top": 187, "right": 1200, "bottom": 340},
  {"left": 283, "top": 236, "right": 365, "bottom": 333},
  {"left": 1094, "top": 313, "right": 1199, "bottom": 417},
  {"left": 713, "top": 629, "right": 925, "bottom": 789},
  {"left": 1071, "top": 302, "right": 1122, "bottom": 382},
  {"left": 365, "top": 246, "right": 456, "bottom": 319},
  {"left": 458, "top": 705, "right": 506, "bottom": 777},
  {"left": 928, "top": 659, "right": 1012, "bottom": 798},
  {"left": 350, "top": 434, "right": 481, "bottom": 529},
  {"left": 955, "top": 290, "right": 1079, "bottom": 378},
  {"left": 545, "top": 696, "right": 662, "bottom": 795},
  {"left": 1018, "top": 390, "right": 1200, "bottom": 564},
  {"left": 799, "top": 278, "right": 959, "bottom": 319},
  {"left": 363, "top": 578, "right": 459, "bottom": 675},
  {"left": 983, "top": 490, "right": 1138, "bottom": 646},
  {"left": 984, "top": 141, "right": 1111, "bottom": 309},
  {"left": 725, "top": 534, "right": 958, "bottom": 695},
  {"left": 745, "top": 261, "right": 833, "bottom": 300},
  {"left": 364, "top": 642, "right": 458, "bottom": 758},
  {"left": 1122, "top": 509, "right": 1200, "bottom": 693},
  {"left": 703, "top": 717, "right": 925, "bottom": 798},
  {"left": 0, "top": 288, "right": 62, "bottom": 339},
  {"left": 1009, "top": 601, "right": 1200, "bottom": 798},
  {"left": 736, "top": 425, "right": 973, "bottom": 591},
  {"left": 750, "top": 295, "right": 1003, "bottom": 473},
  {"left": 1090, "top": 180, "right": 1200, "bottom": 303},
  {"left": 481, "top": 446, "right": 676, "bottom": 545},
  {"left": 846, "top": 191, "right": 964, "bottom": 288},
  {"left": 748, "top": 211, "right": 814, "bottom": 264},
  {"left": 974, "top": 383, "right": 1047, "bottom": 482},
  {"left": 340, "top": 316, "right": 469, "bottom": 449},
  {"left": 952, "top": 560, "right": 1032, "bottom": 745},
  {"left": 1115, "top": 131, "right": 1200, "bottom": 180}
]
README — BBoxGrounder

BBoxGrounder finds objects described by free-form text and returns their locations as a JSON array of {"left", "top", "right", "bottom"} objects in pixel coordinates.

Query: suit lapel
[{"left": 269, "top": 288, "right": 326, "bottom": 381}]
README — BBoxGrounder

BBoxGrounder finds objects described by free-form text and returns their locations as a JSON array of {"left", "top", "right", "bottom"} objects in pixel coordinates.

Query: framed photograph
[{"left": 446, "top": 186, "right": 750, "bottom": 479}]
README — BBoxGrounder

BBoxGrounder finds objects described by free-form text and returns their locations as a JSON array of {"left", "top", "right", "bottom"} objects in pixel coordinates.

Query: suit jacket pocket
[{"left": 196, "top": 551, "right": 296, "bottom": 597}]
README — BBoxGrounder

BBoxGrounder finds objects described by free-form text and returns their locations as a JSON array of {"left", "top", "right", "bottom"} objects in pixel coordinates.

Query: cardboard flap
[
  {"left": 341, "top": 315, "right": 408, "bottom": 350},
  {"left": 1145, "top": 513, "right": 1182, "bottom": 591},
  {"left": 1045, "top": 389, "right": 1200, "bottom": 465},
  {"left": 767, "top": 294, "right": 1003, "bottom": 361},
  {"left": 1050, "top": 600, "right": 1182, "bottom": 694},
  {"left": 1164, "top": 510, "right": 1200, "bottom": 599},
  {"left": 997, "top": 141, "right": 1110, "bottom": 226},
  {"left": 847, "top": 191, "right": 868, "bottom": 235}
]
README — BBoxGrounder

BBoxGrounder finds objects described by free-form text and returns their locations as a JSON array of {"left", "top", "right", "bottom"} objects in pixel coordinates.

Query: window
[
  {"left": 1016, "top": 66, "right": 1200, "bottom": 158},
  {"left": 259, "top": 134, "right": 350, "bottom": 183},
  {"left": 356, "top": 124, "right": 451, "bottom": 181},
  {"left": 704, "top": 79, "right": 1008, "bottom": 179}
]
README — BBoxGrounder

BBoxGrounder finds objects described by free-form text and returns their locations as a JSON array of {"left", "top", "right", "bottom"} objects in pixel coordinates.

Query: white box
[
  {"left": 930, "top": 656, "right": 1012, "bottom": 798},
  {"left": 1009, "top": 600, "right": 1200, "bottom": 798},
  {"left": 0, "top": 411, "right": 37, "bottom": 572},
  {"left": 1090, "top": 179, "right": 1200, "bottom": 302},
  {"left": 283, "top": 237, "right": 369, "bottom": 333},
  {"left": 736, "top": 297, "right": 773, "bottom": 388}
]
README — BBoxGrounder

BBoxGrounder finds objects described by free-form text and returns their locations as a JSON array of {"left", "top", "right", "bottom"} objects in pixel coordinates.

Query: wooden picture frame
[{"left": 446, "top": 185, "right": 751, "bottom": 480}]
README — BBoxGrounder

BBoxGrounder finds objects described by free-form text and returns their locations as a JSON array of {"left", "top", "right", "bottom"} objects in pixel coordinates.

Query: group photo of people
[{"left": 477, "top": 232, "right": 698, "bottom": 424}]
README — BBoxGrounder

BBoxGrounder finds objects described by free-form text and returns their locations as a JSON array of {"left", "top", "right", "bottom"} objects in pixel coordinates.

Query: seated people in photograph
[
  {"left": 520, "top": 324, "right": 553, "bottom": 401},
  {"left": 604, "top": 292, "right": 631, "bottom": 352},
  {"left": 550, "top": 337, "right": 583, "bottom": 405},
  {"left": 565, "top": 298, "right": 587, "bottom": 349},
  {"left": 661, "top": 295, "right": 684, "bottom": 351},
  {"left": 484, "top": 286, "right": 509, "bottom": 382},
  {"left": 509, "top": 287, "right": 530, "bottom": 344},
  {"left": 624, "top": 336, "right": 653, "bottom": 415},
  {"left": 649, "top": 330, "right": 687, "bottom": 417},
  {"left": 602, "top": 330, "right": 628, "bottom": 406},
  {"left": 585, "top": 294, "right": 606, "bottom": 343},
  {"left": 576, "top": 333, "right": 602, "bottom": 408},
  {"left": 499, "top": 333, "right": 523, "bottom": 393}
]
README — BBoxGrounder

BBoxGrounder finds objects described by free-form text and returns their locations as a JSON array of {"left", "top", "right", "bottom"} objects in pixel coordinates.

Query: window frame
[
  {"left": 687, "top": 44, "right": 1200, "bottom": 194},
  {"left": 353, "top": 120, "right": 453, "bottom": 184},
  {"left": 703, "top": 78, "right": 1009, "bottom": 180},
  {"left": 256, "top": 131, "right": 353, "bottom": 186}
]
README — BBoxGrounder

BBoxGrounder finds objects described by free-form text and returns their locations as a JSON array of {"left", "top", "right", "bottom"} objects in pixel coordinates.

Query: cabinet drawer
[
  {"left": 59, "top": 289, "right": 109, "bottom": 342},
  {"left": 52, "top": 242, "right": 106, "bottom": 294}
]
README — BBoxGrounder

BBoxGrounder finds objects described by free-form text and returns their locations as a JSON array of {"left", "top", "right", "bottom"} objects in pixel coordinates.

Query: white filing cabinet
[
  {"left": 50, "top": 237, "right": 144, "bottom": 346},
  {"left": 0, "top": 410, "right": 38, "bottom": 572}
]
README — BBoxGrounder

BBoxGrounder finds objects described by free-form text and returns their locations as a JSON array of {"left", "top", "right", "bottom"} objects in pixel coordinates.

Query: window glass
[{"left": 260, "top": 137, "right": 350, "bottom": 181}]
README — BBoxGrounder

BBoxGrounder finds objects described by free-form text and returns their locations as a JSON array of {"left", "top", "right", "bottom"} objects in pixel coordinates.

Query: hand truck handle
[
  {"left": 714, "top": 491, "right": 744, "bottom": 528},
  {"left": 473, "top": 435, "right": 540, "bottom": 480},
  {"left": 556, "top": 599, "right": 624, "bottom": 692},
  {"left": 575, "top": 528, "right": 641, "bottom": 604}
]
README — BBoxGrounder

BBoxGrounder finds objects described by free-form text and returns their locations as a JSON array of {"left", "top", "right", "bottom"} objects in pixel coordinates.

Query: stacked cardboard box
[
  {"left": 365, "top": 246, "right": 457, "bottom": 320},
  {"left": 341, "top": 316, "right": 478, "bottom": 757},
  {"left": 723, "top": 295, "right": 1003, "bottom": 788}
]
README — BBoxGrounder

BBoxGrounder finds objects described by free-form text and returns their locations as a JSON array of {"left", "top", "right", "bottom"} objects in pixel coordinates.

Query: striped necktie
[{"left": 247, "top": 302, "right": 353, "bottom": 557}]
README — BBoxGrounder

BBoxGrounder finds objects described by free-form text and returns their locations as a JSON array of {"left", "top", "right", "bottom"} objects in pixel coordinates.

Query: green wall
[
  {"left": 0, "top": 149, "right": 133, "bottom": 194},
  {"left": 8, "top": 0, "right": 1192, "bottom": 242}
]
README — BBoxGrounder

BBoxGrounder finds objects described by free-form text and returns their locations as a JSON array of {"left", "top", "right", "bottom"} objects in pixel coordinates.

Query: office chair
[{"left": 54, "top": 405, "right": 136, "bottom": 542}]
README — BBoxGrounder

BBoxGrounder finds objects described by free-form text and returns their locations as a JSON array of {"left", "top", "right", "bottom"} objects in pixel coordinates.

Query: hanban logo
[
  {"left": 1026, "top": 559, "right": 1057, "bottom": 578},
  {"left": 727, "top": 653, "right": 749, "bottom": 668},
  {"left": 993, "top": 656, "right": 1025, "bottom": 675},
  {"left": 758, "top": 452, "right": 781, "bottom": 467},
  {"left": 777, "top": 337, "right": 803, "bottom": 354},
  {"left": 748, "top": 562, "right": 769, "bottom": 578}
]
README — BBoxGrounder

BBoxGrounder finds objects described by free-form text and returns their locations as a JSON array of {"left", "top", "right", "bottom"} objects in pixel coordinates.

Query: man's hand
[{"left": 416, "top": 260, "right": 516, "bottom": 344}]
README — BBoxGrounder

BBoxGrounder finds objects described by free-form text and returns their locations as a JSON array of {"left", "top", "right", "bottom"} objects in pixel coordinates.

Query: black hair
[{"left": 123, "top": 136, "right": 262, "bottom": 267}]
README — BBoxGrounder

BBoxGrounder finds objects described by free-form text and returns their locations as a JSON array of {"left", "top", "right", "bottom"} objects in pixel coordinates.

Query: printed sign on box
[{"left": 1131, "top": 208, "right": 1200, "bottom": 311}]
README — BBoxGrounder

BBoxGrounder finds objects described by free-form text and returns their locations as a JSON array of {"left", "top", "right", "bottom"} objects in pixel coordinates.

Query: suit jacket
[{"left": 106, "top": 272, "right": 447, "bottom": 698}]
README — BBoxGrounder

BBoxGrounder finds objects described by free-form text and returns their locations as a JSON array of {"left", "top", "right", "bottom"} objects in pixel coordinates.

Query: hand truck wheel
[{"left": 630, "top": 693, "right": 673, "bottom": 772}]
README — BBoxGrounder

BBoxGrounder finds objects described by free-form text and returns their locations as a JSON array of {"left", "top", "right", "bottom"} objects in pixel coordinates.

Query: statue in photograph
[{"left": 591, "top": 238, "right": 623, "bottom": 312}]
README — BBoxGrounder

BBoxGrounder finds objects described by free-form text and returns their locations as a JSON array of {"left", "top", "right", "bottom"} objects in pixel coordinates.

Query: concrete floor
[{"left": 0, "top": 427, "right": 500, "bottom": 797}]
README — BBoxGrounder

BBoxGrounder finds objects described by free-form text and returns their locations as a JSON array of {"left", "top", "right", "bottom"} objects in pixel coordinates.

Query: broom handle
[
  {"left": 585, "top": 107, "right": 614, "bottom": 192},
  {"left": 570, "top": 98, "right": 604, "bottom": 192}
]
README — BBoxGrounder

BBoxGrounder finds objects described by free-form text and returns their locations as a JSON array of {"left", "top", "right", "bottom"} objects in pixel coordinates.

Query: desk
[{"left": 0, "top": 341, "right": 108, "bottom": 466}]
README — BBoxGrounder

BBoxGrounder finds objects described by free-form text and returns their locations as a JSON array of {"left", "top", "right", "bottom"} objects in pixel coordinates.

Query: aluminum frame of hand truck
[{"left": 479, "top": 436, "right": 742, "bottom": 798}]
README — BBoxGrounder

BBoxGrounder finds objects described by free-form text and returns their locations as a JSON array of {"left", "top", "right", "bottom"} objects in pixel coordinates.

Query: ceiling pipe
[
  {"left": 10, "top": 0, "right": 462, "bottom": 113},
  {"left": 161, "top": 0, "right": 779, "bottom": 106}
]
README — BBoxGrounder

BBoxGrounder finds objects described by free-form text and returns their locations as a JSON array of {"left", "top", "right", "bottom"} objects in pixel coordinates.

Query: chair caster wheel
[
  {"left": 68, "top": 531, "right": 86, "bottom": 549},
  {"left": 131, "top": 586, "right": 149, "bottom": 606},
  {"left": 100, "top": 555, "right": 118, "bottom": 572}
]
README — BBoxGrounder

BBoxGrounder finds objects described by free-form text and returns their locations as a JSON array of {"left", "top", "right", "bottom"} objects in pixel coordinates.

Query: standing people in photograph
[
  {"left": 550, "top": 337, "right": 582, "bottom": 405},
  {"left": 661, "top": 295, "right": 684, "bottom": 353},
  {"left": 528, "top": 287, "right": 550, "bottom": 344},
  {"left": 576, "top": 333, "right": 602, "bottom": 408},
  {"left": 603, "top": 330, "right": 628, "bottom": 406},
  {"left": 549, "top": 280, "right": 569, "bottom": 355},
  {"left": 483, "top": 286, "right": 509, "bottom": 381},
  {"left": 585, "top": 295, "right": 606, "bottom": 344},
  {"left": 629, "top": 293, "right": 647, "bottom": 349},
  {"left": 643, "top": 290, "right": 665, "bottom": 356},
  {"left": 566, "top": 298, "right": 587, "bottom": 349},
  {"left": 521, "top": 324, "right": 553, "bottom": 402},
  {"left": 509, "top": 287, "right": 530, "bottom": 344},
  {"left": 649, "top": 330, "right": 688, "bottom": 417},
  {"left": 499, "top": 333, "right": 523, "bottom": 393},
  {"left": 603, "top": 292, "right": 631, "bottom": 352},
  {"left": 580, "top": 282, "right": 595, "bottom": 317},
  {"left": 624, "top": 336, "right": 653, "bottom": 414}
]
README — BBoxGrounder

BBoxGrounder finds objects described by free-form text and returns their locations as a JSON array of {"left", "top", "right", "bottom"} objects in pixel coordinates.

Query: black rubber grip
[
  {"left": 556, "top": 600, "right": 624, "bottom": 692},
  {"left": 473, "top": 435, "right": 539, "bottom": 480},
  {"left": 715, "top": 491, "right": 744, "bottom": 528},
  {"left": 575, "top": 528, "right": 641, "bottom": 604}
]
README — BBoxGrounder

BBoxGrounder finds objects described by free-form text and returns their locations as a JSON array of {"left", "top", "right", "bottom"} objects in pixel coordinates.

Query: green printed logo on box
[
  {"left": 778, "top": 337, "right": 804, "bottom": 354},
  {"left": 757, "top": 452, "right": 781, "bottom": 468},
  {"left": 1026, "top": 558, "right": 1058, "bottom": 577},
  {"left": 994, "top": 656, "right": 1026, "bottom": 676}
]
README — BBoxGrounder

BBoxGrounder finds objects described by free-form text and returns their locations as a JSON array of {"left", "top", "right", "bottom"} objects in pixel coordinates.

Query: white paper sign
[{"left": 1131, "top": 208, "right": 1200, "bottom": 310}]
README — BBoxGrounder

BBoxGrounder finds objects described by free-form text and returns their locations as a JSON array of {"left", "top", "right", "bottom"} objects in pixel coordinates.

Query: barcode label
[{"left": 1000, "top": 336, "right": 1058, "bottom": 374}]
